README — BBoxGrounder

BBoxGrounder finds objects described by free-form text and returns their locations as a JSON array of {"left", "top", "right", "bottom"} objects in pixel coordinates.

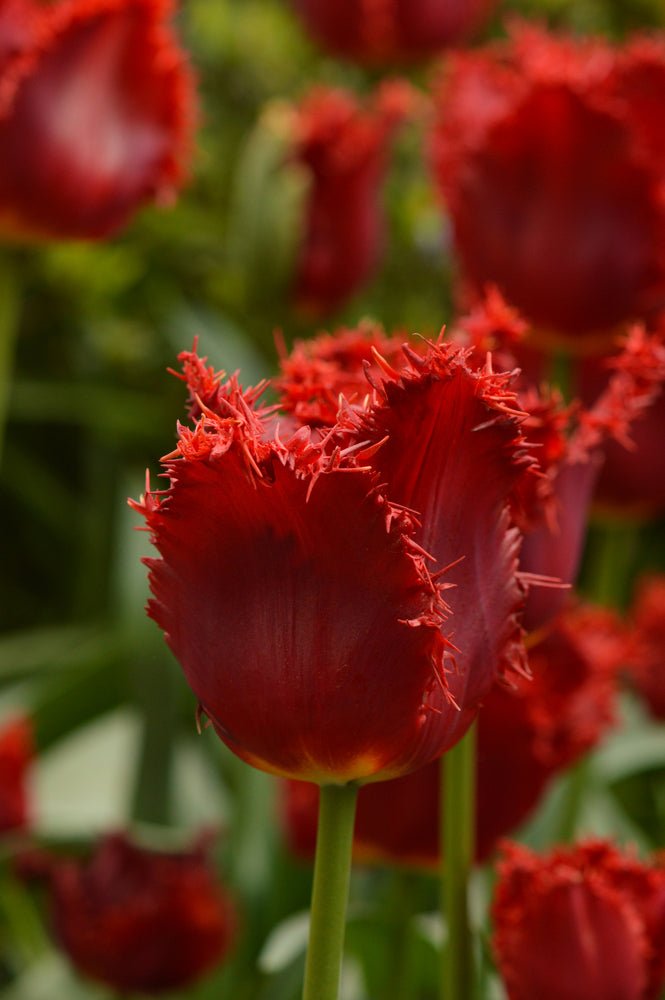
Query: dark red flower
[
  {"left": 277, "top": 320, "right": 408, "bottom": 427},
  {"left": 0, "top": 0, "right": 195, "bottom": 241},
  {"left": 291, "top": 0, "right": 497, "bottom": 65},
  {"left": 134, "top": 337, "right": 534, "bottom": 785},
  {"left": 41, "top": 833, "right": 235, "bottom": 994},
  {"left": 282, "top": 603, "right": 620, "bottom": 865},
  {"left": 624, "top": 575, "right": 665, "bottom": 720},
  {"left": 431, "top": 25, "right": 665, "bottom": 344},
  {"left": 280, "top": 311, "right": 665, "bottom": 633},
  {"left": 493, "top": 840, "right": 665, "bottom": 1000},
  {"left": 576, "top": 325, "right": 665, "bottom": 516},
  {"left": 0, "top": 715, "right": 32, "bottom": 834},
  {"left": 293, "top": 81, "right": 412, "bottom": 316}
]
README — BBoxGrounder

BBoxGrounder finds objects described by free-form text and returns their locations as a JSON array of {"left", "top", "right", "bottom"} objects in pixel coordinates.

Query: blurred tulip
[
  {"left": 282, "top": 603, "right": 621, "bottom": 866},
  {"left": 493, "top": 840, "right": 665, "bottom": 1000},
  {"left": 0, "top": 0, "right": 195, "bottom": 241},
  {"left": 291, "top": 0, "right": 497, "bottom": 64},
  {"left": 431, "top": 26, "right": 665, "bottom": 346},
  {"left": 624, "top": 575, "right": 665, "bottom": 719},
  {"left": 35, "top": 833, "right": 235, "bottom": 994},
  {"left": 134, "top": 337, "right": 534, "bottom": 785},
  {"left": 0, "top": 715, "right": 32, "bottom": 834},
  {"left": 293, "top": 81, "right": 412, "bottom": 316},
  {"left": 576, "top": 326, "right": 665, "bottom": 516},
  {"left": 277, "top": 319, "right": 407, "bottom": 427}
]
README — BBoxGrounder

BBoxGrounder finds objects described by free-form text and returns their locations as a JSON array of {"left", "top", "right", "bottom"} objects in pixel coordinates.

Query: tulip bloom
[
  {"left": 576, "top": 326, "right": 665, "bottom": 516},
  {"left": 135, "top": 337, "right": 534, "bottom": 785},
  {"left": 291, "top": 0, "right": 497, "bottom": 65},
  {"left": 293, "top": 81, "right": 412, "bottom": 316},
  {"left": 279, "top": 313, "right": 665, "bottom": 632},
  {"left": 493, "top": 841, "right": 665, "bottom": 1000},
  {"left": 0, "top": 0, "right": 194, "bottom": 241},
  {"left": 0, "top": 715, "right": 32, "bottom": 833},
  {"left": 624, "top": 575, "right": 665, "bottom": 720},
  {"left": 431, "top": 26, "right": 665, "bottom": 345},
  {"left": 282, "top": 603, "right": 620, "bottom": 866},
  {"left": 34, "top": 833, "right": 235, "bottom": 994}
]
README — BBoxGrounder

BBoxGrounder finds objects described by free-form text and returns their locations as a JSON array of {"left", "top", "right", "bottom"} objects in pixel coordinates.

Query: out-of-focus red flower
[
  {"left": 624, "top": 575, "right": 665, "bottom": 719},
  {"left": 293, "top": 81, "right": 412, "bottom": 316},
  {"left": 431, "top": 26, "right": 665, "bottom": 345},
  {"left": 134, "top": 336, "right": 535, "bottom": 785},
  {"left": 282, "top": 603, "right": 621, "bottom": 865},
  {"left": 493, "top": 840, "right": 665, "bottom": 1000},
  {"left": 277, "top": 320, "right": 408, "bottom": 427},
  {"left": 518, "top": 326, "right": 665, "bottom": 627},
  {"left": 576, "top": 326, "right": 665, "bottom": 516},
  {"left": 291, "top": 0, "right": 497, "bottom": 65},
  {"left": 0, "top": 715, "right": 32, "bottom": 834},
  {"left": 0, "top": 0, "right": 195, "bottom": 241},
  {"left": 35, "top": 833, "right": 235, "bottom": 994}
]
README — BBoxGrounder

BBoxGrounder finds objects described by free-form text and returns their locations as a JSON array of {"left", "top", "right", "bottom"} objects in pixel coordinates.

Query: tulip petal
[{"left": 354, "top": 343, "right": 532, "bottom": 735}]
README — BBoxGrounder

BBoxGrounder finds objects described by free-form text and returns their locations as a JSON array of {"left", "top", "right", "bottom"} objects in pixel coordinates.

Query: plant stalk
[
  {"left": 302, "top": 782, "right": 358, "bottom": 1000},
  {"left": 441, "top": 723, "right": 477, "bottom": 1000}
]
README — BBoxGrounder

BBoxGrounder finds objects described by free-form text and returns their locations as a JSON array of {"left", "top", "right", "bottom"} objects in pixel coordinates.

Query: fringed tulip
[
  {"left": 493, "top": 841, "right": 665, "bottom": 1000},
  {"left": 134, "top": 337, "right": 535, "bottom": 785},
  {"left": 0, "top": 715, "right": 32, "bottom": 833},
  {"left": 293, "top": 81, "right": 412, "bottom": 316},
  {"left": 431, "top": 26, "right": 665, "bottom": 346},
  {"left": 279, "top": 312, "right": 665, "bottom": 633},
  {"left": 0, "top": 0, "right": 195, "bottom": 241},
  {"left": 32, "top": 833, "right": 235, "bottom": 994},
  {"left": 577, "top": 326, "right": 665, "bottom": 516},
  {"left": 282, "top": 603, "right": 620, "bottom": 865},
  {"left": 624, "top": 575, "right": 665, "bottom": 719},
  {"left": 291, "top": 0, "right": 497, "bottom": 65}
]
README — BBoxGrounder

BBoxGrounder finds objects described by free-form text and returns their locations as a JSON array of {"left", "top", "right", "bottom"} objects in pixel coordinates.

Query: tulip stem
[
  {"left": 441, "top": 723, "right": 477, "bottom": 1000},
  {"left": 302, "top": 782, "right": 358, "bottom": 1000},
  {"left": 0, "top": 254, "right": 20, "bottom": 469},
  {"left": 586, "top": 519, "right": 640, "bottom": 608}
]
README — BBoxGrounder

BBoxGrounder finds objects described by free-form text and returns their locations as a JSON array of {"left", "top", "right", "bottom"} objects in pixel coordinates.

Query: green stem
[
  {"left": 383, "top": 870, "right": 417, "bottom": 1000},
  {"left": 302, "top": 782, "right": 358, "bottom": 1000},
  {"left": 0, "top": 254, "right": 20, "bottom": 468},
  {"left": 441, "top": 723, "right": 477, "bottom": 1000},
  {"left": 586, "top": 520, "right": 641, "bottom": 609}
]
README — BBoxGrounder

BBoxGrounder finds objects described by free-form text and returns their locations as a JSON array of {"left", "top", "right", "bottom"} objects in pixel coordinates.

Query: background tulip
[
  {"left": 34, "top": 833, "right": 235, "bottom": 994},
  {"left": 0, "top": 715, "right": 32, "bottom": 834},
  {"left": 431, "top": 26, "right": 665, "bottom": 344},
  {"left": 290, "top": 0, "right": 498, "bottom": 64},
  {"left": 0, "top": 0, "right": 195, "bottom": 240},
  {"left": 493, "top": 840, "right": 665, "bottom": 1000}
]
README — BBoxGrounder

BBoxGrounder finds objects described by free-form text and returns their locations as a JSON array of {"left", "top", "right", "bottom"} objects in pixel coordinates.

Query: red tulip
[
  {"left": 575, "top": 323, "right": 665, "bottom": 516},
  {"left": 134, "top": 337, "right": 534, "bottom": 785},
  {"left": 282, "top": 603, "right": 621, "bottom": 865},
  {"left": 291, "top": 0, "right": 497, "bottom": 65},
  {"left": 36, "top": 833, "right": 235, "bottom": 994},
  {"left": 493, "top": 841, "right": 665, "bottom": 1000},
  {"left": 277, "top": 320, "right": 408, "bottom": 427},
  {"left": 624, "top": 575, "right": 665, "bottom": 720},
  {"left": 0, "top": 715, "right": 32, "bottom": 834},
  {"left": 279, "top": 311, "right": 665, "bottom": 632},
  {"left": 0, "top": 0, "right": 195, "bottom": 241},
  {"left": 293, "top": 81, "right": 412, "bottom": 316},
  {"left": 431, "top": 25, "right": 665, "bottom": 344}
]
